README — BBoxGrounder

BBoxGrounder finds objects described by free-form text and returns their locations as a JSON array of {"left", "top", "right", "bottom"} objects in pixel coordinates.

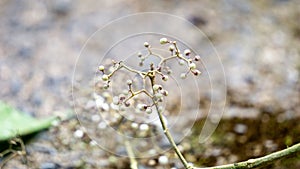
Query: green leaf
[{"left": 0, "top": 101, "right": 58, "bottom": 141}]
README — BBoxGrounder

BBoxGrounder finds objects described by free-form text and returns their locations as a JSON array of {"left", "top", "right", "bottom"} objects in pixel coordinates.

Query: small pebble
[
  {"left": 74, "top": 129, "right": 84, "bottom": 138},
  {"left": 148, "top": 149, "right": 157, "bottom": 155},
  {"left": 98, "top": 122, "right": 107, "bottom": 129},
  {"left": 234, "top": 123, "right": 248, "bottom": 134},
  {"left": 18, "top": 47, "right": 32, "bottom": 59},
  {"left": 139, "top": 124, "right": 149, "bottom": 131},
  {"left": 148, "top": 159, "right": 156, "bottom": 166},
  {"left": 40, "top": 162, "right": 60, "bottom": 169},
  {"left": 158, "top": 155, "right": 169, "bottom": 165},
  {"left": 91, "top": 114, "right": 100, "bottom": 122},
  {"left": 131, "top": 122, "right": 138, "bottom": 129},
  {"left": 10, "top": 79, "right": 22, "bottom": 95}
]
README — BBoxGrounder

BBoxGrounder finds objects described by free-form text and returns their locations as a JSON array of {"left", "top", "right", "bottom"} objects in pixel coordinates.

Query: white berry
[
  {"left": 180, "top": 73, "right": 187, "bottom": 79},
  {"left": 98, "top": 65, "right": 105, "bottom": 71},
  {"left": 189, "top": 62, "right": 196, "bottom": 70},
  {"left": 102, "top": 74, "right": 109, "bottom": 81},
  {"left": 179, "top": 59, "right": 185, "bottom": 65},
  {"left": 153, "top": 84, "right": 162, "bottom": 91},
  {"left": 160, "top": 37, "right": 168, "bottom": 44},
  {"left": 184, "top": 49, "right": 191, "bottom": 56},
  {"left": 144, "top": 42, "right": 149, "bottom": 48}
]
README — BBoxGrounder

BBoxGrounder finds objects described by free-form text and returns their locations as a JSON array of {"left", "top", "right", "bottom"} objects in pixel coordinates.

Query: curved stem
[{"left": 194, "top": 142, "right": 300, "bottom": 169}]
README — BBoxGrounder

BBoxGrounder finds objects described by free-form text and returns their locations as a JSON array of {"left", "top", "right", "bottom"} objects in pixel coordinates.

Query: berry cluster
[
  {"left": 96, "top": 38, "right": 201, "bottom": 169},
  {"left": 138, "top": 38, "right": 201, "bottom": 79},
  {"left": 97, "top": 38, "right": 201, "bottom": 116}
]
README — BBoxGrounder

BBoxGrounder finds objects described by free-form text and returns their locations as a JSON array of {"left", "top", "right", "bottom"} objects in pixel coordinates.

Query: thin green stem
[
  {"left": 194, "top": 142, "right": 300, "bottom": 169},
  {"left": 124, "top": 139, "right": 138, "bottom": 169},
  {"left": 149, "top": 76, "right": 191, "bottom": 169}
]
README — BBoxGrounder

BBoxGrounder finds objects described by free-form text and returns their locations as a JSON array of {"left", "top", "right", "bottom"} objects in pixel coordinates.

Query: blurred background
[{"left": 0, "top": 0, "right": 299, "bottom": 168}]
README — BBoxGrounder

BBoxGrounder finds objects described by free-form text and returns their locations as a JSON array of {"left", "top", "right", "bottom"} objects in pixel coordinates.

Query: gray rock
[
  {"left": 234, "top": 123, "right": 248, "bottom": 134},
  {"left": 40, "top": 162, "right": 60, "bottom": 169}
]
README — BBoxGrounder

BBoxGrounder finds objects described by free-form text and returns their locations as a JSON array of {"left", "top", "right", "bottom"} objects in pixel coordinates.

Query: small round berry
[
  {"left": 162, "top": 75, "right": 169, "bottom": 81},
  {"left": 194, "top": 55, "right": 201, "bottom": 61},
  {"left": 184, "top": 49, "right": 191, "bottom": 56},
  {"left": 103, "top": 84, "right": 109, "bottom": 89},
  {"left": 146, "top": 108, "right": 152, "bottom": 114},
  {"left": 189, "top": 62, "right": 196, "bottom": 70},
  {"left": 179, "top": 59, "right": 185, "bottom": 65},
  {"left": 124, "top": 102, "right": 130, "bottom": 107},
  {"left": 160, "top": 37, "right": 168, "bottom": 44},
  {"left": 155, "top": 93, "right": 163, "bottom": 99},
  {"left": 137, "top": 52, "right": 142, "bottom": 57},
  {"left": 161, "top": 90, "right": 168, "bottom": 96},
  {"left": 98, "top": 65, "right": 105, "bottom": 71},
  {"left": 126, "top": 80, "right": 132, "bottom": 85},
  {"left": 180, "top": 73, "right": 187, "bottom": 79},
  {"left": 138, "top": 104, "right": 148, "bottom": 111},
  {"left": 139, "top": 62, "right": 143, "bottom": 66},
  {"left": 153, "top": 84, "right": 162, "bottom": 91},
  {"left": 102, "top": 74, "right": 109, "bottom": 81},
  {"left": 193, "top": 69, "right": 201, "bottom": 76},
  {"left": 119, "top": 95, "right": 126, "bottom": 101},
  {"left": 142, "top": 104, "right": 148, "bottom": 110},
  {"left": 169, "top": 45, "right": 175, "bottom": 51},
  {"left": 158, "top": 98, "right": 164, "bottom": 102},
  {"left": 157, "top": 66, "right": 162, "bottom": 72},
  {"left": 144, "top": 42, "right": 149, "bottom": 48},
  {"left": 167, "top": 69, "right": 172, "bottom": 74}
]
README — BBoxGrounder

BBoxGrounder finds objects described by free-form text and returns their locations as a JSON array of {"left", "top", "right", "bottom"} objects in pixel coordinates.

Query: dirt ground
[{"left": 0, "top": 0, "right": 299, "bottom": 169}]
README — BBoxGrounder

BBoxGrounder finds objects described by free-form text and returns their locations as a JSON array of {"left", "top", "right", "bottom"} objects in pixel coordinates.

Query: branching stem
[
  {"left": 0, "top": 137, "right": 26, "bottom": 168},
  {"left": 98, "top": 39, "right": 300, "bottom": 169}
]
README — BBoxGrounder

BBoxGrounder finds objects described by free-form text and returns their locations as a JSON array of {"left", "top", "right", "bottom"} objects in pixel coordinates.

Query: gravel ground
[{"left": 0, "top": 0, "right": 299, "bottom": 168}]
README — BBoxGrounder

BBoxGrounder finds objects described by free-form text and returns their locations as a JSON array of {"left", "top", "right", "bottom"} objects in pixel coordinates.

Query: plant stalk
[
  {"left": 194, "top": 142, "right": 300, "bottom": 169},
  {"left": 150, "top": 76, "right": 191, "bottom": 169}
]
